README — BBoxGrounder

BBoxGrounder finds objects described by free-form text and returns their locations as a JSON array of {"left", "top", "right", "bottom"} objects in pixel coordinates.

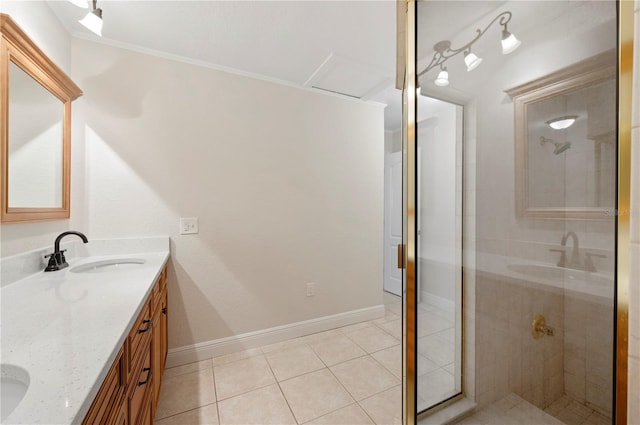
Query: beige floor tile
[
  {"left": 375, "top": 319, "right": 402, "bottom": 340},
  {"left": 265, "top": 344, "right": 325, "bottom": 381},
  {"left": 306, "top": 403, "right": 373, "bottom": 425},
  {"left": 214, "top": 355, "right": 275, "bottom": 400},
  {"left": 309, "top": 334, "right": 367, "bottom": 366},
  {"left": 417, "top": 312, "right": 453, "bottom": 337},
  {"left": 155, "top": 403, "right": 219, "bottom": 425},
  {"left": 217, "top": 384, "right": 296, "bottom": 425},
  {"left": 434, "top": 327, "right": 455, "bottom": 344},
  {"left": 417, "top": 334, "right": 454, "bottom": 366},
  {"left": 417, "top": 368, "right": 456, "bottom": 409},
  {"left": 346, "top": 326, "right": 399, "bottom": 354},
  {"left": 280, "top": 369, "right": 354, "bottom": 423},
  {"left": 163, "top": 359, "right": 213, "bottom": 379},
  {"left": 156, "top": 369, "right": 216, "bottom": 419},
  {"left": 371, "top": 345, "right": 401, "bottom": 379},
  {"left": 359, "top": 385, "right": 402, "bottom": 425},
  {"left": 330, "top": 356, "right": 400, "bottom": 401},
  {"left": 212, "top": 348, "right": 262, "bottom": 367},
  {"left": 418, "top": 354, "right": 439, "bottom": 376}
]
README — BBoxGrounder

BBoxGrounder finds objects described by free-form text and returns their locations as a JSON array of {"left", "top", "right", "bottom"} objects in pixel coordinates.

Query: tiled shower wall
[
  {"left": 475, "top": 273, "right": 565, "bottom": 409},
  {"left": 563, "top": 293, "right": 613, "bottom": 417},
  {"left": 473, "top": 270, "right": 614, "bottom": 418}
]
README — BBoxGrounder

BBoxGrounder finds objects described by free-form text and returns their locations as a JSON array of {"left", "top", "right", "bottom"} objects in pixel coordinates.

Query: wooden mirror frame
[
  {"left": 0, "top": 14, "right": 82, "bottom": 223},
  {"left": 506, "top": 49, "right": 616, "bottom": 220}
]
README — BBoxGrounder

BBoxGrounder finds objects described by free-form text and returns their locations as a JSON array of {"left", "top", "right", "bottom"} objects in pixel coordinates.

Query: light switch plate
[{"left": 180, "top": 217, "right": 198, "bottom": 235}]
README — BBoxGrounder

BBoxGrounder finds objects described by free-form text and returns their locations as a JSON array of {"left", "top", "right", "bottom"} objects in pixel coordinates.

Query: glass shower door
[{"left": 408, "top": 0, "right": 620, "bottom": 423}]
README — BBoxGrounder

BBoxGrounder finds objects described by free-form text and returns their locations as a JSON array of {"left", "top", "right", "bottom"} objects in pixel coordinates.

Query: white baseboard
[
  {"left": 166, "top": 304, "right": 386, "bottom": 368},
  {"left": 420, "top": 291, "right": 455, "bottom": 315}
]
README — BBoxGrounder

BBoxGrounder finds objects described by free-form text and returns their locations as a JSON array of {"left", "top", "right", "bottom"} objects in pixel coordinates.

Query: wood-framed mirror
[
  {"left": 506, "top": 50, "right": 616, "bottom": 220},
  {"left": 0, "top": 14, "right": 82, "bottom": 223}
]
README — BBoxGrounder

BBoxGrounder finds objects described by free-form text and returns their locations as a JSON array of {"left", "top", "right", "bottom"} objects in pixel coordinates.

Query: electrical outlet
[
  {"left": 179, "top": 217, "right": 198, "bottom": 235},
  {"left": 306, "top": 282, "right": 316, "bottom": 297}
]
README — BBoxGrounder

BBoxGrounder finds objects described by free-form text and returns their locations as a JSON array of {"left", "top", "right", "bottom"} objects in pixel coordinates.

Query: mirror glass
[
  {"left": 526, "top": 78, "right": 616, "bottom": 210},
  {"left": 8, "top": 60, "right": 64, "bottom": 208}
]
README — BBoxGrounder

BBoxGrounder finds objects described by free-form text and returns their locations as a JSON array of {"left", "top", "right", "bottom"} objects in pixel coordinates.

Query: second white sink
[
  {"left": 70, "top": 258, "right": 146, "bottom": 274},
  {"left": 1, "top": 364, "right": 30, "bottom": 422}
]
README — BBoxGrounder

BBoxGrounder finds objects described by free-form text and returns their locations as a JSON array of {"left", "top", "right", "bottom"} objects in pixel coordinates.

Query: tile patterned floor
[
  {"left": 416, "top": 302, "right": 457, "bottom": 412},
  {"left": 453, "top": 393, "right": 611, "bottom": 425},
  {"left": 156, "top": 293, "right": 607, "bottom": 425},
  {"left": 155, "top": 294, "right": 403, "bottom": 425}
]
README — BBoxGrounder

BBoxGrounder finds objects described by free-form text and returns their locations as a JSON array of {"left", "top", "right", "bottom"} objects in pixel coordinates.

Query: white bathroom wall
[
  {"left": 627, "top": 1, "right": 640, "bottom": 421},
  {"left": 0, "top": 2, "right": 89, "bottom": 257},
  {"left": 384, "top": 130, "right": 402, "bottom": 154},
  {"left": 70, "top": 38, "right": 385, "bottom": 350}
]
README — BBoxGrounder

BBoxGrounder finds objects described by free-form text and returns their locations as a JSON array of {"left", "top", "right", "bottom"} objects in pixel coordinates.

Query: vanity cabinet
[
  {"left": 82, "top": 265, "right": 168, "bottom": 425},
  {"left": 82, "top": 348, "right": 126, "bottom": 425}
]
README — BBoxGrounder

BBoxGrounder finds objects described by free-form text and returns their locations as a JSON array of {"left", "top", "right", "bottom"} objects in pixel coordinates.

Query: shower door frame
[{"left": 399, "top": 0, "right": 636, "bottom": 424}]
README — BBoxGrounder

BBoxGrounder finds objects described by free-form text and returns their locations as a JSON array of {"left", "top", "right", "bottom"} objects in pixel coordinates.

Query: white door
[{"left": 383, "top": 151, "right": 402, "bottom": 296}]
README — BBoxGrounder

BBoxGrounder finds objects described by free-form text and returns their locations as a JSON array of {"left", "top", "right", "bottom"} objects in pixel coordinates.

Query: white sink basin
[
  {"left": 70, "top": 258, "right": 146, "bottom": 274},
  {"left": 1, "top": 365, "right": 29, "bottom": 421}
]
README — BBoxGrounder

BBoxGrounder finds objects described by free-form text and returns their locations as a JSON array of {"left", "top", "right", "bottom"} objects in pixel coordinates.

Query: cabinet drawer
[
  {"left": 128, "top": 304, "right": 151, "bottom": 375},
  {"left": 129, "top": 348, "right": 152, "bottom": 425},
  {"left": 82, "top": 348, "right": 125, "bottom": 425}
]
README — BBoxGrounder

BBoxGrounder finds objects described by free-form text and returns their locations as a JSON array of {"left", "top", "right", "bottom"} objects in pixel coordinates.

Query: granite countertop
[{"left": 1, "top": 237, "right": 170, "bottom": 424}]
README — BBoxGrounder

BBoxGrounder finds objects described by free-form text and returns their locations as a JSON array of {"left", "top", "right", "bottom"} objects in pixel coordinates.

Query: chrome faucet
[
  {"left": 44, "top": 231, "right": 89, "bottom": 272},
  {"left": 561, "top": 231, "right": 581, "bottom": 269},
  {"left": 549, "top": 232, "right": 606, "bottom": 272}
]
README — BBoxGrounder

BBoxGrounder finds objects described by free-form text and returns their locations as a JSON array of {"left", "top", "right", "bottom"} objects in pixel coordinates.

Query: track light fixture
[
  {"left": 418, "top": 11, "right": 521, "bottom": 88},
  {"left": 79, "top": 0, "right": 103, "bottom": 36},
  {"left": 434, "top": 66, "right": 450, "bottom": 87}
]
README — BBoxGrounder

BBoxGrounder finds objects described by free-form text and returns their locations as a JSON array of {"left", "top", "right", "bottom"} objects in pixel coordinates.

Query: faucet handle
[
  {"left": 549, "top": 249, "right": 567, "bottom": 267},
  {"left": 44, "top": 249, "right": 66, "bottom": 259},
  {"left": 44, "top": 249, "right": 68, "bottom": 272},
  {"left": 584, "top": 253, "right": 606, "bottom": 272}
]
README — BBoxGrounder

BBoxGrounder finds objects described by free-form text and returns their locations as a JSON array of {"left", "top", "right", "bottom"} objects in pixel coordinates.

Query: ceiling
[{"left": 46, "top": 0, "right": 405, "bottom": 131}]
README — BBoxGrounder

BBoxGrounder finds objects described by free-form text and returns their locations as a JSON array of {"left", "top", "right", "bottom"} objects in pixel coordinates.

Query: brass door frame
[
  {"left": 615, "top": 1, "right": 634, "bottom": 424},
  {"left": 400, "top": 1, "right": 416, "bottom": 425}
]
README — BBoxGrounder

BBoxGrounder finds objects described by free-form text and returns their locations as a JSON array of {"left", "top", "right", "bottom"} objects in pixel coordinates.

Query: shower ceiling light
[
  {"left": 501, "top": 29, "right": 521, "bottom": 54},
  {"left": 464, "top": 51, "right": 483, "bottom": 72},
  {"left": 418, "top": 11, "right": 521, "bottom": 86},
  {"left": 546, "top": 116, "right": 578, "bottom": 130},
  {"left": 434, "top": 68, "right": 450, "bottom": 87},
  {"left": 79, "top": 0, "right": 103, "bottom": 36}
]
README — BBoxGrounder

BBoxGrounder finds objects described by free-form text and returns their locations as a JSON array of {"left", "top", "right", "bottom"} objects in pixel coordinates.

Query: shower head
[
  {"left": 553, "top": 141, "right": 571, "bottom": 155},
  {"left": 540, "top": 137, "right": 571, "bottom": 155}
]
